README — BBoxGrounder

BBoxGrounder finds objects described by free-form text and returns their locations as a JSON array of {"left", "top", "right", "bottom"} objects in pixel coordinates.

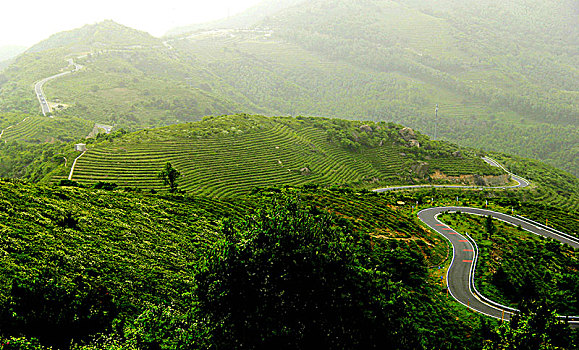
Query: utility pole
[{"left": 434, "top": 104, "right": 439, "bottom": 140}]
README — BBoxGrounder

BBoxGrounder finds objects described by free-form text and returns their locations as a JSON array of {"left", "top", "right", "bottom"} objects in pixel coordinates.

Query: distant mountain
[
  {"left": 165, "top": 0, "right": 306, "bottom": 36},
  {"left": 26, "top": 20, "right": 160, "bottom": 53}
]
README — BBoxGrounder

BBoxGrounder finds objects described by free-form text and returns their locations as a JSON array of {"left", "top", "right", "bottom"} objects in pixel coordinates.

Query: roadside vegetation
[{"left": 0, "top": 179, "right": 576, "bottom": 349}]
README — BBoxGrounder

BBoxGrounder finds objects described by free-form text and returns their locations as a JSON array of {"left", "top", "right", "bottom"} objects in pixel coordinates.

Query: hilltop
[
  {"left": 49, "top": 115, "right": 506, "bottom": 197},
  {"left": 26, "top": 20, "right": 160, "bottom": 53}
]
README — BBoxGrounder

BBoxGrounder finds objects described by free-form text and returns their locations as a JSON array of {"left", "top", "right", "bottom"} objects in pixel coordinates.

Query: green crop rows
[
  {"left": 65, "top": 115, "right": 503, "bottom": 197},
  {"left": 1, "top": 115, "right": 93, "bottom": 143}
]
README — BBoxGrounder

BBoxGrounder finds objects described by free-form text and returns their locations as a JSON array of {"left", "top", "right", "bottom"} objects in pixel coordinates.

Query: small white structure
[{"left": 75, "top": 143, "right": 87, "bottom": 152}]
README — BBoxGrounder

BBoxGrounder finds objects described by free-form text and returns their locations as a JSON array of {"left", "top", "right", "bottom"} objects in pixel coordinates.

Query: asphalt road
[
  {"left": 417, "top": 206, "right": 579, "bottom": 326},
  {"left": 373, "top": 158, "right": 576, "bottom": 326},
  {"left": 34, "top": 59, "right": 82, "bottom": 116}
]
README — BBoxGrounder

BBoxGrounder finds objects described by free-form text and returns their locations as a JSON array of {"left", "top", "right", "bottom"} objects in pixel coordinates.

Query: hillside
[
  {"left": 1, "top": 169, "right": 578, "bottom": 348},
  {"left": 0, "top": 2, "right": 576, "bottom": 175},
  {"left": 52, "top": 115, "right": 506, "bottom": 197},
  {"left": 167, "top": 0, "right": 579, "bottom": 175},
  {"left": 0, "top": 21, "right": 241, "bottom": 128},
  {"left": 0, "top": 178, "right": 487, "bottom": 349}
]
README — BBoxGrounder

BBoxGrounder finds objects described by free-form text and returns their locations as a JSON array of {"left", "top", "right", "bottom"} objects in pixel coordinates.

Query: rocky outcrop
[
  {"left": 409, "top": 140, "right": 421, "bottom": 148},
  {"left": 399, "top": 127, "right": 416, "bottom": 142},
  {"left": 300, "top": 167, "right": 311, "bottom": 175},
  {"left": 429, "top": 170, "right": 509, "bottom": 186},
  {"left": 399, "top": 127, "right": 420, "bottom": 147}
]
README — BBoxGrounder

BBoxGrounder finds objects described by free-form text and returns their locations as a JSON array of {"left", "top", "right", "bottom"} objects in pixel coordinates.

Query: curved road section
[
  {"left": 418, "top": 206, "right": 579, "bottom": 326},
  {"left": 35, "top": 59, "right": 82, "bottom": 116}
]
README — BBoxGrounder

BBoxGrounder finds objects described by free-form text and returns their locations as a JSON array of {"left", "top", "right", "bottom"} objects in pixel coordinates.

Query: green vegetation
[
  {"left": 484, "top": 300, "right": 575, "bottom": 350},
  {"left": 63, "top": 115, "right": 503, "bottom": 197},
  {"left": 0, "top": 179, "right": 244, "bottom": 348},
  {"left": 0, "top": 180, "right": 498, "bottom": 349},
  {"left": 157, "top": 162, "right": 181, "bottom": 193},
  {"left": 0, "top": 115, "right": 93, "bottom": 143},
  {"left": 0, "top": 4, "right": 576, "bottom": 345},
  {"left": 2, "top": 0, "right": 577, "bottom": 176},
  {"left": 0, "top": 151, "right": 577, "bottom": 348},
  {"left": 438, "top": 212, "right": 578, "bottom": 314}
]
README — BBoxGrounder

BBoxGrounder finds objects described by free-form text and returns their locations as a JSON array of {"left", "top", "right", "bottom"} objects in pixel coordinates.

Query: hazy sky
[{"left": 0, "top": 0, "right": 263, "bottom": 48}]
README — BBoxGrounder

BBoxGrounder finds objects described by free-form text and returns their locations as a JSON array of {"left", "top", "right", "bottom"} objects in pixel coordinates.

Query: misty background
[{"left": 0, "top": 0, "right": 263, "bottom": 47}]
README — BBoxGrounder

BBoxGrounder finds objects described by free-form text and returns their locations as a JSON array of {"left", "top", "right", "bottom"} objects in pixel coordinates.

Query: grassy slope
[
  {"left": 61, "top": 115, "right": 503, "bottom": 197},
  {"left": 0, "top": 179, "right": 473, "bottom": 347},
  {"left": 0, "top": 115, "right": 93, "bottom": 143}
]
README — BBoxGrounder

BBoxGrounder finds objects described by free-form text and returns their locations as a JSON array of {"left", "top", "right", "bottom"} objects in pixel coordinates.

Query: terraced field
[
  {"left": 1, "top": 115, "right": 93, "bottom": 142},
  {"left": 64, "top": 116, "right": 504, "bottom": 197}
]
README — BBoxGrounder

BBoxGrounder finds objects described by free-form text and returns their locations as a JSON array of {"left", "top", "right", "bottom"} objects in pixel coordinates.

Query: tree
[
  {"left": 192, "top": 195, "right": 424, "bottom": 349},
  {"left": 484, "top": 299, "right": 575, "bottom": 349},
  {"left": 157, "top": 162, "right": 181, "bottom": 193},
  {"left": 485, "top": 215, "right": 496, "bottom": 239}
]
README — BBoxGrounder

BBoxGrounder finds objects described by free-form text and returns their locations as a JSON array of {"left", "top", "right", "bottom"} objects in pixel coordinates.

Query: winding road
[
  {"left": 418, "top": 207, "right": 579, "bottom": 326},
  {"left": 34, "top": 58, "right": 83, "bottom": 116},
  {"left": 373, "top": 157, "right": 579, "bottom": 326}
]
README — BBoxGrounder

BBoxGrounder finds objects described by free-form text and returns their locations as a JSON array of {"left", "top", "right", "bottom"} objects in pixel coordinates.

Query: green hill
[
  {"left": 0, "top": 2, "right": 577, "bottom": 175},
  {"left": 0, "top": 21, "right": 242, "bottom": 128},
  {"left": 166, "top": 0, "right": 579, "bottom": 175},
  {"left": 0, "top": 178, "right": 475, "bottom": 348},
  {"left": 0, "top": 170, "right": 577, "bottom": 348},
  {"left": 54, "top": 115, "right": 505, "bottom": 197}
]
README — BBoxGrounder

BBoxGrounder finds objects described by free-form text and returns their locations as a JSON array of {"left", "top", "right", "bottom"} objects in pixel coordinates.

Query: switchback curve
[{"left": 373, "top": 158, "right": 578, "bottom": 327}]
